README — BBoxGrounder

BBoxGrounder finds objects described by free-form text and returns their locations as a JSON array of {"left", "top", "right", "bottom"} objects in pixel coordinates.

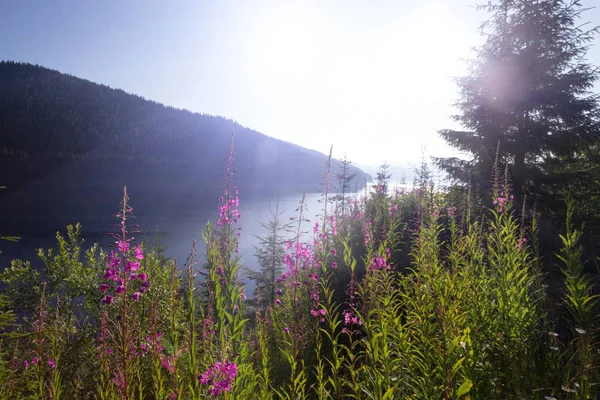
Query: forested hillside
[{"left": 0, "top": 61, "right": 369, "bottom": 219}]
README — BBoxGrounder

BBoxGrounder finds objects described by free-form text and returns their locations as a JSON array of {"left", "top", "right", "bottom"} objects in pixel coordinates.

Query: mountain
[{"left": 0, "top": 61, "right": 369, "bottom": 225}]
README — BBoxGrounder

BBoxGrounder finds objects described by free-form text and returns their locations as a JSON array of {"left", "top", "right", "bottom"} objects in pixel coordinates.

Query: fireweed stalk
[
  {"left": 185, "top": 240, "right": 201, "bottom": 398},
  {"left": 200, "top": 134, "right": 250, "bottom": 398},
  {"left": 273, "top": 193, "right": 312, "bottom": 400},
  {"left": 313, "top": 148, "right": 347, "bottom": 399},
  {"left": 31, "top": 282, "right": 49, "bottom": 399},
  {"left": 354, "top": 197, "right": 405, "bottom": 398},
  {"left": 99, "top": 187, "right": 148, "bottom": 400}
]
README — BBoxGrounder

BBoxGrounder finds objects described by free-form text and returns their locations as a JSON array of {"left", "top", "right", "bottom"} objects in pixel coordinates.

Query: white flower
[{"left": 561, "top": 385, "right": 577, "bottom": 393}]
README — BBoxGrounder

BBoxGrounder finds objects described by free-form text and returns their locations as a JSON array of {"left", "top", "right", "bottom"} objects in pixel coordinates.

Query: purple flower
[
  {"left": 99, "top": 283, "right": 109, "bottom": 292},
  {"left": 104, "top": 268, "right": 116, "bottom": 280},
  {"left": 132, "top": 292, "right": 141, "bottom": 301},
  {"left": 161, "top": 357, "right": 175, "bottom": 373},
  {"left": 138, "top": 273, "right": 147, "bottom": 282},
  {"left": 23, "top": 360, "right": 29, "bottom": 369},
  {"left": 126, "top": 261, "right": 140, "bottom": 272},
  {"left": 276, "top": 289, "right": 283, "bottom": 296},
  {"left": 199, "top": 362, "right": 238, "bottom": 398},
  {"left": 332, "top": 262, "right": 338, "bottom": 269},
  {"left": 108, "top": 251, "right": 121, "bottom": 268},
  {"left": 117, "top": 241, "right": 129, "bottom": 253},
  {"left": 331, "top": 249, "right": 337, "bottom": 257},
  {"left": 101, "top": 295, "right": 114, "bottom": 305},
  {"left": 134, "top": 245, "right": 144, "bottom": 260},
  {"left": 31, "top": 356, "right": 40, "bottom": 365},
  {"left": 283, "top": 327, "right": 289, "bottom": 334},
  {"left": 116, "top": 285, "right": 125, "bottom": 294},
  {"left": 48, "top": 358, "right": 55, "bottom": 368},
  {"left": 275, "top": 299, "right": 282, "bottom": 305}
]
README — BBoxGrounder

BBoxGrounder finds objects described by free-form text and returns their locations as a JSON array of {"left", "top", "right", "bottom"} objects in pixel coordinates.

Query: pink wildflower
[
  {"left": 117, "top": 241, "right": 129, "bottom": 253},
  {"left": 134, "top": 245, "right": 144, "bottom": 260},
  {"left": 199, "top": 361, "right": 238, "bottom": 398}
]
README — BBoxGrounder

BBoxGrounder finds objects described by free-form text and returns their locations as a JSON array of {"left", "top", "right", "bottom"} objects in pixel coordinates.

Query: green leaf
[{"left": 455, "top": 380, "right": 473, "bottom": 398}]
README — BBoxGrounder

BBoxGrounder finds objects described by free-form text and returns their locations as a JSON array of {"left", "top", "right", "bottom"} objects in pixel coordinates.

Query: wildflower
[
  {"left": 99, "top": 283, "right": 109, "bottom": 292},
  {"left": 319, "top": 309, "right": 326, "bottom": 316},
  {"left": 168, "top": 392, "right": 178, "bottom": 400},
  {"left": 117, "top": 241, "right": 129, "bottom": 253},
  {"left": 332, "top": 262, "right": 338, "bottom": 269},
  {"left": 276, "top": 289, "right": 283, "bottom": 296},
  {"left": 23, "top": 360, "right": 29, "bottom": 369},
  {"left": 199, "top": 361, "right": 238, "bottom": 398},
  {"left": 331, "top": 249, "right": 337, "bottom": 257},
  {"left": 138, "top": 273, "right": 147, "bottom": 282},
  {"left": 134, "top": 244, "right": 144, "bottom": 260},
  {"left": 48, "top": 358, "right": 55, "bottom": 368},
  {"left": 517, "top": 237, "right": 527, "bottom": 250},
  {"left": 561, "top": 385, "right": 577, "bottom": 393},
  {"left": 161, "top": 357, "right": 175, "bottom": 373},
  {"left": 108, "top": 251, "right": 121, "bottom": 268},
  {"left": 126, "top": 261, "right": 140, "bottom": 272},
  {"left": 132, "top": 292, "right": 141, "bottom": 301},
  {"left": 275, "top": 299, "right": 281, "bottom": 305},
  {"left": 31, "top": 356, "right": 40, "bottom": 365},
  {"left": 101, "top": 295, "right": 114, "bottom": 305},
  {"left": 330, "top": 215, "right": 337, "bottom": 236},
  {"left": 343, "top": 311, "right": 362, "bottom": 326},
  {"left": 283, "top": 327, "right": 289, "bottom": 334},
  {"left": 575, "top": 328, "right": 587, "bottom": 335},
  {"left": 116, "top": 285, "right": 125, "bottom": 294},
  {"left": 104, "top": 268, "right": 116, "bottom": 280}
]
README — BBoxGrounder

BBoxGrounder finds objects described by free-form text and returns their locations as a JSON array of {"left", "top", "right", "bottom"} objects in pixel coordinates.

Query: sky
[{"left": 1, "top": 0, "right": 600, "bottom": 167}]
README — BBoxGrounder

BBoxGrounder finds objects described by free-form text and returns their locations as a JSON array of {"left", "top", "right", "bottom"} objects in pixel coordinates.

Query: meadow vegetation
[{"left": 2, "top": 0, "right": 600, "bottom": 398}]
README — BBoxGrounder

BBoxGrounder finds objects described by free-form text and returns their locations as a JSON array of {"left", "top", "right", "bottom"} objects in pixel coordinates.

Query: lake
[{"left": 0, "top": 189, "right": 351, "bottom": 295}]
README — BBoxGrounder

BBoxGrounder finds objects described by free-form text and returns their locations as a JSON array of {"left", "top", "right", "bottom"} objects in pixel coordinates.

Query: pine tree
[
  {"left": 436, "top": 0, "right": 600, "bottom": 205},
  {"left": 373, "top": 162, "right": 393, "bottom": 196},
  {"left": 333, "top": 154, "right": 357, "bottom": 216},
  {"left": 248, "top": 200, "right": 292, "bottom": 310}
]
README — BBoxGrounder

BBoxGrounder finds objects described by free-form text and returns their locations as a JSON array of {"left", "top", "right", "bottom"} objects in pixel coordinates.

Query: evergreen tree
[
  {"left": 373, "top": 162, "right": 393, "bottom": 196},
  {"left": 333, "top": 154, "right": 357, "bottom": 215},
  {"left": 248, "top": 200, "right": 292, "bottom": 310},
  {"left": 436, "top": 0, "right": 600, "bottom": 205}
]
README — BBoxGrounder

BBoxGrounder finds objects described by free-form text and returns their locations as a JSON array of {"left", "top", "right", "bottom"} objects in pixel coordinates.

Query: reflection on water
[{"left": 0, "top": 190, "right": 363, "bottom": 295}]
